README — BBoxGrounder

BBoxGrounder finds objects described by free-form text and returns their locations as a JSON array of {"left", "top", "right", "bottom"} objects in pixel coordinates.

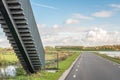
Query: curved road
[{"left": 65, "top": 52, "right": 120, "bottom": 80}]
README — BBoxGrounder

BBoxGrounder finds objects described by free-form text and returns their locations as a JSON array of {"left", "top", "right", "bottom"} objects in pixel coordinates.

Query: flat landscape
[{"left": 0, "top": 47, "right": 80, "bottom": 80}]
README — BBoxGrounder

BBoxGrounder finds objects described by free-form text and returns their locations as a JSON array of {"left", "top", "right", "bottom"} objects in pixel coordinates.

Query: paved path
[{"left": 65, "top": 52, "right": 120, "bottom": 80}]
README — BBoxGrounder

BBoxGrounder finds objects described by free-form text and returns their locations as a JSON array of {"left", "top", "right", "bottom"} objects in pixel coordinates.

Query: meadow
[
  {"left": 0, "top": 48, "right": 18, "bottom": 65},
  {"left": 0, "top": 47, "right": 80, "bottom": 80},
  {"left": 95, "top": 52, "right": 120, "bottom": 64}
]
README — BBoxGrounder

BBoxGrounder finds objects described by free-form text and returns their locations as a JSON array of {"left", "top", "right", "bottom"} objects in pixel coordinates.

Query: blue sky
[
  {"left": 30, "top": 0, "right": 120, "bottom": 31},
  {"left": 0, "top": 0, "right": 120, "bottom": 47},
  {"left": 30, "top": 0, "right": 120, "bottom": 46}
]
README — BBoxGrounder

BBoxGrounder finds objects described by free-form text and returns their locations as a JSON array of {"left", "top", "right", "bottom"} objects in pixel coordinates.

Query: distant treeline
[{"left": 55, "top": 45, "right": 120, "bottom": 51}]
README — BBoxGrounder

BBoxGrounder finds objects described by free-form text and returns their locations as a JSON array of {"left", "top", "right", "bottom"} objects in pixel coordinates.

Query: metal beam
[{"left": 0, "top": 0, "right": 35, "bottom": 73}]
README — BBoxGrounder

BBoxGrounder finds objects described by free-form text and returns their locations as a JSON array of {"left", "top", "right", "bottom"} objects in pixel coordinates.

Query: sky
[{"left": 0, "top": 0, "right": 120, "bottom": 47}]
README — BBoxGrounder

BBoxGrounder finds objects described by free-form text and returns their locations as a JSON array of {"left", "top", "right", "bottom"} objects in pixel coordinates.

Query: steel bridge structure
[{"left": 0, "top": 0, "right": 45, "bottom": 73}]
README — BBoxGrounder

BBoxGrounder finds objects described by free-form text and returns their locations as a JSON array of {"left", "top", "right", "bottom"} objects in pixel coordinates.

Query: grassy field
[
  {"left": 95, "top": 52, "right": 120, "bottom": 64},
  {"left": 9, "top": 52, "right": 80, "bottom": 80},
  {"left": 0, "top": 47, "right": 80, "bottom": 80},
  {"left": 45, "top": 51, "right": 73, "bottom": 69},
  {"left": 0, "top": 50, "right": 18, "bottom": 65}
]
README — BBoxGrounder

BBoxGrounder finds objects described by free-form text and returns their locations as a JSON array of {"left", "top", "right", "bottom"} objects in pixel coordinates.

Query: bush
[{"left": 16, "top": 68, "right": 26, "bottom": 76}]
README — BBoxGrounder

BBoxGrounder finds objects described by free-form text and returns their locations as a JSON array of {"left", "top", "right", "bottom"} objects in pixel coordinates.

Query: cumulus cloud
[
  {"left": 65, "top": 18, "right": 80, "bottom": 24},
  {"left": 109, "top": 4, "right": 120, "bottom": 9},
  {"left": 92, "top": 11, "right": 113, "bottom": 18},
  {"left": 41, "top": 32, "right": 85, "bottom": 46},
  {"left": 52, "top": 24, "right": 60, "bottom": 29},
  {"left": 85, "top": 28, "right": 107, "bottom": 42},
  {"left": 1, "top": 23, "right": 120, "bottom": 48},
  {"left": 83, "top": 28, "right": 120, "bottom": 46},
  {"left": 38, "top": 24, "right": 120, "bottom": 46},
  {"left": 72, "top": 13, "right": 94, "bottom": 20}
]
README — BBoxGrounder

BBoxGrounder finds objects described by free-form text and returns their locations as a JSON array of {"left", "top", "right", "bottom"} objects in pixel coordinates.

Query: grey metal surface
[
  {"left": 65, "top": 52, "right": 120, "bottom": 80},
  {"left": 0, "top": 0, "right": 35, "bottom": 73},
  {"left": 19, "top": 0, "right": 45, "bottom": 68},
  {"left": 0, "top": 0, "right": 45, "bottom": 73}
]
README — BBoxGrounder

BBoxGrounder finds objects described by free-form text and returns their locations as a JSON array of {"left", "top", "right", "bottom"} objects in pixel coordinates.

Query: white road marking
[
  {"left": 73, "top": 75, "right": 76, "bottom": 78},
  {"left": 76, "top": 69, "right": 78, "bottom": 71}
]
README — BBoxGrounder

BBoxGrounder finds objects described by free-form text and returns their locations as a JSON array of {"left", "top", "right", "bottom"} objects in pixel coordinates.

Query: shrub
[{"left": 16, "top": 68, "right": 26, "bottom": 76}]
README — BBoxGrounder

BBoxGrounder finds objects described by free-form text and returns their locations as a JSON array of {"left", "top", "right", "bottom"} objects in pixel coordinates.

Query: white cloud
[
  {"left": 83, "top": 28, "right": 120, "bottom": 46},
  {"left": 41, "top": 32, "right": 85, "bottom": 46},
  {"left": 1, "top": 23, "right": 120, "bottom": 48},
  {"left": 37, "top": 24, "right": 46, "bottom": 28},
  {"left": 92, "top": 11, "right": 113, "bottom": 18},
  {"left": 0, "top": 27, "right": 10, "bottom": 48},
  {"left": 109, "top": 4, "right": 120, "bottom": 9},
  {"left": 52, "top": 24, "right": 59, "bottom": 29},
  {"left": 37, "top": 23, "right": 120, "bottom": 47},
  {"left": 0, "top": 37, "right": 11, "bottom": 48},
  {"left": 85, "top": 28, "right": 107, "bottom": 42},
  {"left": 72, "top": 14, "right": 94, "bottom": 20},
  {"left": 65, "top": 18, "right": 80, "bottom": 24},
  {"left": 32, "top": 3, "right": 58, "bottom": 10}
]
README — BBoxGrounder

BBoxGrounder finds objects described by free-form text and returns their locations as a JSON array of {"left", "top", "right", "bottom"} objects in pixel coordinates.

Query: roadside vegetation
[
  {"left": 0, "top": 48, "right": 18, "bottom": 65},
  {"left": 11, "top": 52, "right": 80, "bottom": 80},
  {"left": 94, "top": 52, "right": 120, "bottom": 64},
  {"left": 56, "top": 45, "right": 120, "bottom": 51},
  {"left": 0, "top": 47, "right": 80, "bottom": 80}
]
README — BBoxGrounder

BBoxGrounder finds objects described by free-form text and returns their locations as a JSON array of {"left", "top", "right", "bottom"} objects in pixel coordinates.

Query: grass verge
[
  {"left": 0, "top": 53, "right": 18, "bottom": 65},
  {"left": 10, "top": 52, "right": 80, "bottom": 80},
  {"left": 94, "top": 52, "right": 120, "bottom": 64}
]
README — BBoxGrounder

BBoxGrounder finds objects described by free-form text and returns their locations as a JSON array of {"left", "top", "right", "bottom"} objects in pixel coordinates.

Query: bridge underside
[{"left": 0, "top": 0, "right": 45, "bottom": 73}]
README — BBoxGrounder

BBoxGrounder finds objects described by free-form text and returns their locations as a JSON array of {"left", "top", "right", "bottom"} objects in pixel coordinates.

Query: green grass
[
  {"left": 0, "top": 48, "right": 80, "bottom": 80},
  {"left": 0, "top": 53, "right": 18, "bottom": 65},
  {"left": 45, "top": 53, "right": 56, "bottom": 60},
  {"left": 10, "top": 52, "right": 80, "bottom": 80},
  {"left": 95, "top": 52, "right": 120, "bottom": 64}
]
